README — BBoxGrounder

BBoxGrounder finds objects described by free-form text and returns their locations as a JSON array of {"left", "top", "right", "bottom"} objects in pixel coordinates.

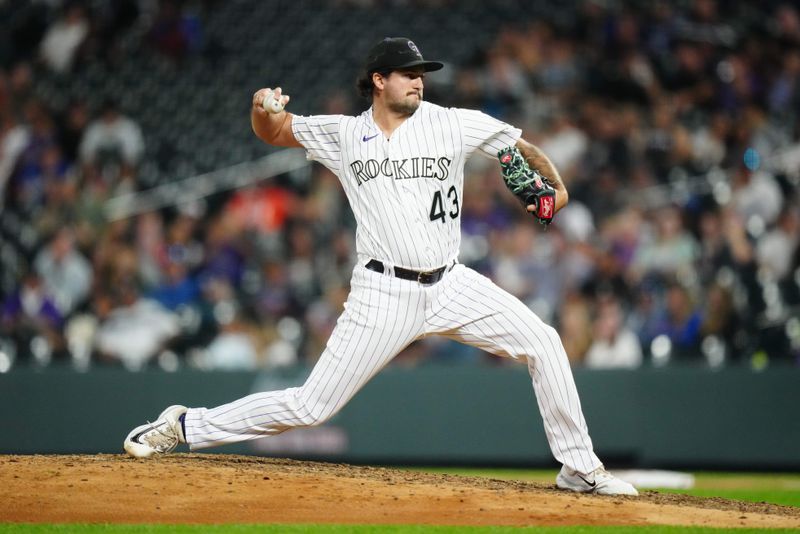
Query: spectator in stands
[
  {"left": 57, "top": 99, "right": 90, "bottom": 165},
  {"left": 651, "top": 281, "right": 704, "bottom": 362},
  {"left": 559, "top": 291, "right": 593, "bottom": 366},
  {"left": 253, "top": 259, "right": 292, "bottom": 323},
  {"left": 203, "top": 307, "right": 260, "bottom": 371},
  {"left": 303, "top": 166, "right": 350, "bottom": 239},
  {"left": 78, "top": 98, "right": 144, "bottom": 186},
  {"left": 537, "top": 113, "right": 588, "bottom": 181},
  {"left": 604, "top": 206, "right": 646, "bottom": 274},
  {"left": 147, "top": 0, "right": 203, "bottom": 62},
  {"left": 481, "top": 39, "right": 532, "bottom": 119},
  {"left": 34, "top": 226, "right": 92, "bottom": 315},
  {"left": 492, "top": 222, "right": 563, "bottom": 316},
  {"left": 32, "top": 146, "right": 78, "bottom": 239},
  {"left": 0, "top": 108, "right": 30, "bottom": 203},
  {"left": 731, "top": 162, "right": 784, "bottom": 230},
  {"left": 315, "top": 227, "right": 356, "bottom": 294},
  {"left": 768, "top": 49, "right": 800, "bottom": 117},
  {"left": 538, "top": 35, "right": 583, "bottom": 100},
  {"left": 642, "top": 102, "right": 679, "bottom": 182},
  {"left": 690, "top": 112, "right": 730, "bottom": 171},
  {"left": 491, "top": 223, "right": 534, "bottom": 301},
  {"left": 139, "top": 211, "right": 205, "bottom": 300},
  {"left": 756, "top": 203, "right": 799, "bottom": 281},
  {"left": 39, "top": 2, "right": 89, "bottom": 74},
  {"left": 0, "top": 271, "right": 64, "bottom": 364},
  {"left": 773, "top": 4, "right": 800, "bottom": 46},
  {"left": 700, "top": 282, "right": 744, "bottom": 363},
  {"left": 284, "top": 221, "right": 323, "bottom": 312},
  {"left": 584, "top": 295, "right": 643, "bottom": 369},
  {"left": 198, "top": 215, "right": 246, "bottom": 290},
  {"left": 225, "top": 184, "right": 296, "bottom": 236},
  {"left": 70, "top": 164, "right": 112, "bottom": 250},
  {"left": 697, "top": 207, "right": 755, "bottom": 282},
  {"left": 135, "top": 211, "right": 166, "bottom": 289},
  {"left": 146, "top": 252, "right": 200, "bottom": 312},
  {"left": 165, "top": 212, "right": 204, "bottom": 271},
  {"left": 7, "top": 62, "right": 35, "bottom": 112},
  {"left": 460, "top": 169, "right": 514, "bottom": 272},
  {"left": 94, "top": 281, "right": 180, "bottom": 370},
  {"left": 631, "top": 204, "right": 699, "bottom": 284},
  {"left": 9, "top": 99, "right": 60, "bottom": 210}
]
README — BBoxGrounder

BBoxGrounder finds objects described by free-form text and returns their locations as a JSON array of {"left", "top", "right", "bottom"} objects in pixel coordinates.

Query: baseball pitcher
[{"left": 124, "top": 37, "right": 638, "bottom": 496}]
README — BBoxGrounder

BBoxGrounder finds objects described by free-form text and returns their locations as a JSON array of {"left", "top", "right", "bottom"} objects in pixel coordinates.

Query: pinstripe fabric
[
  {"left": 185, "top": 265, "right": 600, "bottom": 474},
  {"left": 185, "top": 265, "right": 425, "bottom": 449},
  {"left": 291, "top": 102, "right": 520, "bottom": 270},
  {"left": 182, "top": 101, "right": 603, "bottom": 476},
  {"left": 425, "top": 264, "right": 601, "bottom": 474}
]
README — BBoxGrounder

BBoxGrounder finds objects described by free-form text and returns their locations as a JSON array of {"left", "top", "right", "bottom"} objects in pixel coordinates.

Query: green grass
[
  {"left": 654, "top": 486, "right": 800, "bottom": 508},
  {"left": 669, "top": 472, "right": 800, "bottom": 508},
  {"left": 408, "top": 468, "right": 800, "bottom": 508},
  {"left": 1, "top": 526, "right": 799, "bottom": 534}
]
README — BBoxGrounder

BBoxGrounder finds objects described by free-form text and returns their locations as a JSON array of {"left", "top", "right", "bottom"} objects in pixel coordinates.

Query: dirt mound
[{"left": 2, "top": 454, "right": 799, "bottom": 528}]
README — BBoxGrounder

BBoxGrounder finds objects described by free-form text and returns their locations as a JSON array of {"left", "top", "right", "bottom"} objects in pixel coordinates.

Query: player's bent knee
[
  {"left": 543, "top": 324, "right": 570, "bottom": 355},
  {"left": 543, "top": 324, "right": 563, "bottom": 344},
  {"left": 293, "top": 392, "right": 339, "bottom": 427},
  {"left": 523, "top": 324, "right": 566, "bottom": 362}
]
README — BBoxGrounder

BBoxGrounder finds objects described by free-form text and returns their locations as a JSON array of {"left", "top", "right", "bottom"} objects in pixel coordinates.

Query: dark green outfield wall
[{"left": 1, "top": 366, "right": 797, "bottom": 469}]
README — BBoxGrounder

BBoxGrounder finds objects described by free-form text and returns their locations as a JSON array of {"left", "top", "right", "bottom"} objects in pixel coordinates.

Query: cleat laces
[{"left": 138, "top": 421, "right": 179, "bottom": 453}]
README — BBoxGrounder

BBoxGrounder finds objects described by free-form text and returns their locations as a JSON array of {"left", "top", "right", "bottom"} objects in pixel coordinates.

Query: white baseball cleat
[
  {"left": 123, "top": 405, "right": 188, "bottom": 458},
  {"left": 556, "top": 465, "right": 639, "bottom": 496}
]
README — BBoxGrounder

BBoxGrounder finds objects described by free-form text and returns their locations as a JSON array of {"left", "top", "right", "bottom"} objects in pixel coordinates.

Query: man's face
[{"left": 376, "top": 67, "right": 425, "bottom": 115}]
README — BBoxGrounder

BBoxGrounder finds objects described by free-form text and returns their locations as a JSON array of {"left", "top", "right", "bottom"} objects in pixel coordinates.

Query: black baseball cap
[{"left": 364, "top": 37, "right": 444, "bottom": 74}]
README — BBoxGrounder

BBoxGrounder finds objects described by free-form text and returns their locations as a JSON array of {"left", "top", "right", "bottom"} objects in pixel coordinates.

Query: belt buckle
[{"left": 418, "top": 267, "right": 440, "bottom": 284}]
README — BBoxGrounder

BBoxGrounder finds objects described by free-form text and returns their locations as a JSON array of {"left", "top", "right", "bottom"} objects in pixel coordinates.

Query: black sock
[{"left": 179, "top": 413, "right": 187, "bottom": 441}]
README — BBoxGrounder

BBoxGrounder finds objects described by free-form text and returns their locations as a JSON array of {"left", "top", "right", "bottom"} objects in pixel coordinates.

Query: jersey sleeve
[
  {"left": 455, "top": 108, "right": 522, "bottom": 159},
  {"left": 291, "top": 114, "right": 344, "bottom": 172}
]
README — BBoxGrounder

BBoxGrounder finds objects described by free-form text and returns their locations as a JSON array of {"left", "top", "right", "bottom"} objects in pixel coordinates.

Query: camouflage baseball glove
[{"left": 497, "top": 146, "right": 556, "bottom": 226}]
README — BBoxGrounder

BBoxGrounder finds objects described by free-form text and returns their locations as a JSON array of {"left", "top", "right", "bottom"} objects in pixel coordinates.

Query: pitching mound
[{"left": 2, "top": 454, "right": 799, "bottom": 528}]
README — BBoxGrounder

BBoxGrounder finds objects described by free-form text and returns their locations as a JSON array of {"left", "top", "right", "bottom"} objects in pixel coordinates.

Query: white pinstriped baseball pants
[{"left": 185, "top": 263, "right": 602, "bottom": 474}]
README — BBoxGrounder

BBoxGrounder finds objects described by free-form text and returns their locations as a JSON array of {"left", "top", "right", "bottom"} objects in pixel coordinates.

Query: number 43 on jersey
[{"left": 430, "top": 185, "right": 459, "bottom": 223}]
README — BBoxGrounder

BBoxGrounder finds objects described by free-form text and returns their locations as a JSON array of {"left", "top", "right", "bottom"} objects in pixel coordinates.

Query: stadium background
[{"left": 0, "top": 0, "right": 798, "bottom": 468}]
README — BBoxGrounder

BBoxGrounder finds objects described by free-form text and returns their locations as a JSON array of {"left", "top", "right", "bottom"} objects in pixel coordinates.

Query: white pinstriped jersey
[{"left": 292, "top": 101, "right": 521, "bottom": 270}]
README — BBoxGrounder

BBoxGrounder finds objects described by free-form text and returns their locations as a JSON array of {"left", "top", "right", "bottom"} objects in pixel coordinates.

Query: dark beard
[{"left": 388, "top": 97, "right": 420, "bottom": 116}]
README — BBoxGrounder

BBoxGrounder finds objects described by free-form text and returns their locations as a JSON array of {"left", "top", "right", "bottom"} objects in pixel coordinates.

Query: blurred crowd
[{"left": 1, "top": 0, "right": 799, "bottom": 372}]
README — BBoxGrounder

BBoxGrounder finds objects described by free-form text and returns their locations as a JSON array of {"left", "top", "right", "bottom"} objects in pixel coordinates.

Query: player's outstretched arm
[
  {"left": 516, "top": 138, "right": 569, "bottom": 214},
  {"left": 251, "top": 87, "right": 302, "bottom": 148}
]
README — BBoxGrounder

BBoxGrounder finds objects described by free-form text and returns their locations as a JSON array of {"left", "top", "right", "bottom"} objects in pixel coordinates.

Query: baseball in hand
[{"left": 262, "top": 91, "right": 285, "bottom": 114}]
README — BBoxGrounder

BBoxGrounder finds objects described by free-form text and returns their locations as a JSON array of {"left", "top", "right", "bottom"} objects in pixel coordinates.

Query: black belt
[{"left": 365, "top": 259, "right": 450, "bottom": 284}]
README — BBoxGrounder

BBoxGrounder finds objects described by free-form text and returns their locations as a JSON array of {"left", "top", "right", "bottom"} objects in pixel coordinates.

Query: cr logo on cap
[{"left": 407, "top": 40, "right": 421, "bottom": 57}]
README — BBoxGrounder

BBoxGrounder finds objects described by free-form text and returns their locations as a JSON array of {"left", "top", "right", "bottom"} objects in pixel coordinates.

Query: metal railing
[{"left": 103, "top": 149, "right": 311, "bottom": 221}]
